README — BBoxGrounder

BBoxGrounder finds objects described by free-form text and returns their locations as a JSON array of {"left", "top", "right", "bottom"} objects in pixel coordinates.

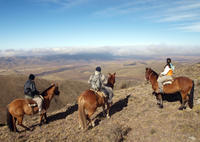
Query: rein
[
  {"left": 40, "top": 84, "right": 55, "bottom": 97},
  {"left": 105, "top": 83, "right": 113, "bottom": 89},
  {"left": 148, "top": 71, "right": 154, "bottom": 81}
]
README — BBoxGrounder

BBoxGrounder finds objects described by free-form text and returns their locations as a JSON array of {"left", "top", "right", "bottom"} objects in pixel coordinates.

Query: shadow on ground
[
  {"left": 162, "top": 92, "right": 182, "bottom": 103},
  {"left": 47, "top": 104, "right": 78, "bottom": 123},
  {"left": 94, "top": 95, "right": 130, "bottom": 127}
]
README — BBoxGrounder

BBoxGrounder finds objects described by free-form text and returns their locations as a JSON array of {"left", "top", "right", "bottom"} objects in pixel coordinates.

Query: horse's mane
[
  {"left": 149, "top": 68, "right": 159, "bottom": 79},
  {"left": 105, "top": 74, "right": 114, "bottom": 89},
  {"left": 105, "top": 81, "right": 113, "bottom": 88},
  {"left": 40, "top": 84, "right": 55, "bottom": 96}
]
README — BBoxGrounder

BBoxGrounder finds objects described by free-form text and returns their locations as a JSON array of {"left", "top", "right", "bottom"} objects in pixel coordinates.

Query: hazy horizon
[{"left": 0, "top": 45, "right": 200, "bottom": 57}]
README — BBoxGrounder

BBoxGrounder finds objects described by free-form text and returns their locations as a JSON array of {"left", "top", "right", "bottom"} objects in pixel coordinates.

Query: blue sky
[{"left": 0, "top": 0, "right": 200, "bottom": 54}]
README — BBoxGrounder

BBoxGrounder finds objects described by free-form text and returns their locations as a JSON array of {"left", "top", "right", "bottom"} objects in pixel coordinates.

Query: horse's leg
[
  {"left": 44, "top": 113, "right": 48, "bottom": 124},
  {"left": 106, "top": 103, "right": 110, "bottom": 118},
  {"left": 39, "top": 114, "right": 44, "bottom": 126},
  {"left": 156, "top": 93, "right": 163, "bottom": 108},
  {"left": 102, "top": 105, "right": 106, "bottom": 117},
  {"left": 12, "top": 117, "right": 18, "bottom": 132},
  {"left": 17, "top": 116, "right": 31, "bottom": 131},
  {"left": 179, "top": 92, "right": 187, "bottom": 110},
  {"left": 87, "top": 110, "right": 95, "bottom": 127},
  {"left": 155, "top": 93, "right": 160, "bottom": 105}
]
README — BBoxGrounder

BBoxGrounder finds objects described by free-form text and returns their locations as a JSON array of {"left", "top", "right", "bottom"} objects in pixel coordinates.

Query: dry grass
[{"left": 1, "top": 81, "right": 199, "bottom": 142}]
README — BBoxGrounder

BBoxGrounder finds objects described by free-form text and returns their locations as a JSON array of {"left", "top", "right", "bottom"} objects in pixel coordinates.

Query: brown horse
[
  {"left": 78, "top": 73, "right": 116, "bottom": 130},
  {"left": 7, "top": 83, "right": 60, "bottom": 132},
  {"left": 145, "top": 68, "right": 194, "bottom": 110}
]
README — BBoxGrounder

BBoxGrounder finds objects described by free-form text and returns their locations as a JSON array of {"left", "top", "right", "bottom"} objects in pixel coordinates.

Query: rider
[
  {"left": 24, "top": 74, "right": 45, "bottom": 114},
  {"left": 157, "top": 58, "right": 175, "bottom": 93},
  {"left": 88, "top": 66, "right": 113, "bottom": 104}
]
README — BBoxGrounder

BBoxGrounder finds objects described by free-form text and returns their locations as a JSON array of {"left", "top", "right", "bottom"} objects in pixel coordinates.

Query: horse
[
  {"left": 145, "top": 68, "right": 194, "bottom": 110},
  {"left": 7, "top": 83, "right": 60, "bottom": 132},
  {"left": 78, "top": 72, "right": 116, "bottom": 130}
]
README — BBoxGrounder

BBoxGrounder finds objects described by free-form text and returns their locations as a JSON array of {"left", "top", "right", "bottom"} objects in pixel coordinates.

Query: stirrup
[{"left": 39, "top": 109, "right": 46, "bottom": 114}]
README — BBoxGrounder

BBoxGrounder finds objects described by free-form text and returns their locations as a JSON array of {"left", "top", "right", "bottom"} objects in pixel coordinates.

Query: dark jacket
[{"left": 24, "top": 79, "right": 39, "bottom": 98}]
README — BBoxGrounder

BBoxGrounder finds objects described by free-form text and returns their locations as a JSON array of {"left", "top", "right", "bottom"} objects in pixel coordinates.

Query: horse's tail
[
  {"left": 78, "top": 96, "right": 87, "bottom": 129},
  {"left": 7, "top": 108, "right": 14, "bottom": 131},
  {"left": 188, "top": 81, "right": 194, "bottom": 109}
]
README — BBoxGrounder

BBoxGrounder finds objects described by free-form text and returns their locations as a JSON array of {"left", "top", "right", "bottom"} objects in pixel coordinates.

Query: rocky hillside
[
  {"left": 0, "top": 63, "right": 199, "bottom": 142},
  {"left": 0, "top": 79, "right": 199, "bottom": 142}
]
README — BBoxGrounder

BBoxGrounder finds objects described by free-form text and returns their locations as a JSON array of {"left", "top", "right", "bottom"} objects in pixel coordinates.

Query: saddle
[
  {"left": 28, "top": 103, "right": 37, "bottom": 108},
  {"left": 163, "top": 79, "right": 173, "bottom": 85},
  {"left": 90, "top": 89, "right": 107, "bottom": 98},
  {"left": 25, "top": 99, "right": 38, "bottom": 108}
]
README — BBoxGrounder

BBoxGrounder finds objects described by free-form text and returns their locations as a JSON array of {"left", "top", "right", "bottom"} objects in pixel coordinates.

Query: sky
[{"left": 0, "top": 0, "right": 200, "bottom": 56}]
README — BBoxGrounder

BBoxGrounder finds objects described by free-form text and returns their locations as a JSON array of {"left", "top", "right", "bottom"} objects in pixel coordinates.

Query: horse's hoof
[
  {"left": 91, "top": 121, "right": 95, "bottom": 127},
  {"left": 78, "top": 125, "right": 82, "bottom": 130},
  {"left": 45, "top": 120, "right": 49, "bottom": 124},
  {"left": 27, "top": 128, "right": 31, "bottom": 131},
  {"left": 28, "top": 128, "right": 34, "bottom": 131},
  {"left": 157, "top": 102, "right": 161, "bottom": 105},
  {"left": 152, "top": 92, "right": 157, "bottom": 96},
  {"left": 106, "top": 114, "right": 110, "bottom": 119},
  {"left": 178, "top": 107, "right": 184, "bottom": 110},
  {"left": 15, "top": 129, "right": 19, "bottom": 133},
  {"left": 159, "top": 105, "right": 163, "bottom": 109}
]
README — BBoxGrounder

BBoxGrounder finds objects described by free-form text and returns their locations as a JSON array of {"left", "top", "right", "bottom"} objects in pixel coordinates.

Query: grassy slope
[{"left": 0, "top": 61, "right": 199, "bottom": 141}]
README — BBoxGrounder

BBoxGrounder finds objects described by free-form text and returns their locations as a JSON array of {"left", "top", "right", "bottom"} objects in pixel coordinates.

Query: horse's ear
[
  {"left": 146, "top": 67, "right": 149, "bottom": 71},
  {"left": 113, "top": 72, "right": 116, "bottom": 76},
  {"left": 108, "top": 73, "right": 111, "bottom": 76}
]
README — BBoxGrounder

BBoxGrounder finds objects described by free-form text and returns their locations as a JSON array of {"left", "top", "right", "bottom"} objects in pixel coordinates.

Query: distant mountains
[
  {"left": 0, "top": 53, "right": 155, "bottom": 67},
  {"left": 0, "top": 51, "right": 199, "bottom": 68}
]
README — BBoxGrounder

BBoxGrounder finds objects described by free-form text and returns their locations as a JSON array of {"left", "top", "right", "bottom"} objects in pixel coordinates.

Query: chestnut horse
[
  {"left": 7, "top": 83, "right": 60, "bottom": 132},
  {"left": 78, "top": 73, "right": 116, "bottom": 130},
  {"left": 145, "top": 68, "right": 194, "bottom": 110}
]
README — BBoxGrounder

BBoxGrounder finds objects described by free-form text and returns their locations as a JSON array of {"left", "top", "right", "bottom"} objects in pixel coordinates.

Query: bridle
[{"left": 146, "top": 70, "right": 153, "bottom": 82}]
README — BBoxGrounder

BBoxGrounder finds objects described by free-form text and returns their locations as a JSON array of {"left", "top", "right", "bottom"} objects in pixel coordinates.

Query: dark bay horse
[
  {"left": 145, "top": 68, "right": 194, "bottom": 110},
  {"left": 78, "top": 73, "right": 116, "bottom": 130},
  {"left": 7, "top": 83, "right": 60, "bottom": 132}
]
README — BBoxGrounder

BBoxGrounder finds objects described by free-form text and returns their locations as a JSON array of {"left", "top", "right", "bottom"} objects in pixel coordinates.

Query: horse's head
[
  {"left": 41, "top": 83, "right": 60, "bottom": 97},
  {"left": 145, "top": 67, "right": 152, "bottom": 81},
  {"left": 107, "top": 72, "right": 116, "bottom": 89},
  {"left": 145, "top": 67, "right": 158, "bottom": 82},
  {"left": 53, "top": 83, "right": 60, "bottom": 96}
]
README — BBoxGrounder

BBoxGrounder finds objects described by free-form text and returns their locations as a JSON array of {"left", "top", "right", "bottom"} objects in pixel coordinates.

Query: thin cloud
[
  {"left": 158, "top": 13, "right": 199, "bottom": 22},
  {"left": 34, "top": 0, "right": 89, "bottom": 8},
  {"left": 178, "top": 22, "right": 200, "bottom": 32},
  {"left": 94, "top": 0, "right": 200, "bottom": 32},
  {"left": 94, "top": 0, "right": 161, "bottom": 16}
]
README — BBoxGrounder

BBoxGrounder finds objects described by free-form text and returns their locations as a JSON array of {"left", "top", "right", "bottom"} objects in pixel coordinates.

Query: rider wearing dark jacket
[
  {"left": 24, "top": 74, "right": 39, "bottom": 98},
  {"left": 24, "top": 74, "right": 45, "bottom": 114}
]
